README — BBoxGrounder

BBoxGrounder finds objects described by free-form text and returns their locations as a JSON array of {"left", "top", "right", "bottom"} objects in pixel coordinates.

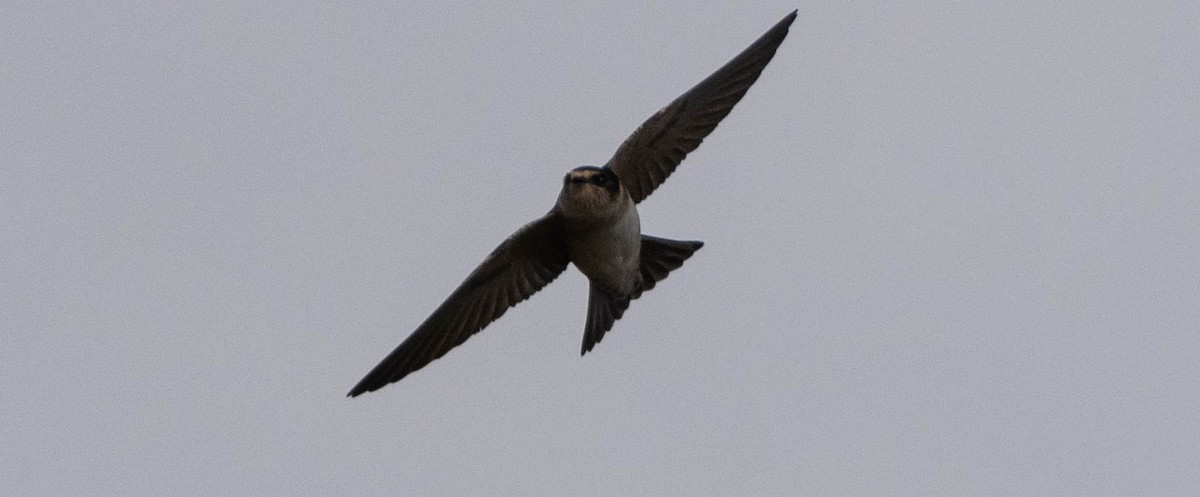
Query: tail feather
[
  {"left": 582, "top": 285, "right": 630, "bottom": 354},
  {"left": 580, "top": 235, "right": 703, "bottom": 354},
  {"left": 635, "top": 235, "right": 704, "bottom": 297}
]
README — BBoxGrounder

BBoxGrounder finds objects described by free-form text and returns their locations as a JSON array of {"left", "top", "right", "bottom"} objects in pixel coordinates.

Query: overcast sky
[{"left": 4, "top": 2, "right": 1198, "bottom": 495}]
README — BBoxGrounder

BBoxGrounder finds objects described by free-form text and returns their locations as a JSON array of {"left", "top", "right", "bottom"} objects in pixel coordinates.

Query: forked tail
[{"left": 581, "top": 235, "right": 704, "bottom": 354}]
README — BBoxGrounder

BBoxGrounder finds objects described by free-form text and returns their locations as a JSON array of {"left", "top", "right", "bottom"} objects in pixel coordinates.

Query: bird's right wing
[{"left": 348, "top": 214, "right": 570, "bottom": 396}]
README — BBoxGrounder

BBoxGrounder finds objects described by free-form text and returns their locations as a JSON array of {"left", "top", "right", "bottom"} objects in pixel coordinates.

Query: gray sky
[{"left": 4, "top": 2, "right": 1198, "bottom": 495}]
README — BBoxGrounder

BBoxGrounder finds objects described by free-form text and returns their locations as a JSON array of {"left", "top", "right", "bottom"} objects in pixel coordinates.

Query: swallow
[{"left": 349, "top": 10, "right": 796, "bottom": 396}]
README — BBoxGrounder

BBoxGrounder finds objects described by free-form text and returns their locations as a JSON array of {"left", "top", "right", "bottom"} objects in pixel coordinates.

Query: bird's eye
[{"left": 593, "top": 175, "right": 606, "bottom": 184}]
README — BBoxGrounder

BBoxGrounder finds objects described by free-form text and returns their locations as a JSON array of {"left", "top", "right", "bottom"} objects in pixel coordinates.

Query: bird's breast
[{"left": 565, "top": 203, "right": 641, "bottom": 295}]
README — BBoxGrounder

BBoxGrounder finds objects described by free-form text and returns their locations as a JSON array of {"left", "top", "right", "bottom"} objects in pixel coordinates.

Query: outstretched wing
[
  {"left": 607, "top": 10, "right": 796, "bottom": 204},
  {"left": 348, "top": 214, "right": 569, "bottom": 396}
]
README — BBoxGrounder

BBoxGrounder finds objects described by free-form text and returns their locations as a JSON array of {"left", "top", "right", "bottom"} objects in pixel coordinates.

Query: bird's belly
[{"left": 568, "top": 213, "right": 641, "bottom": 295}]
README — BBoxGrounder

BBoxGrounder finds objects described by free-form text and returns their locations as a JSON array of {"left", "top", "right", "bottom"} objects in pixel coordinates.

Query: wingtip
[
  {"left": 347, "top": 379, "right": 375, "bottom": 398},
  {"left": 781, "top": 10, "right": 798, "bottom": 29}
]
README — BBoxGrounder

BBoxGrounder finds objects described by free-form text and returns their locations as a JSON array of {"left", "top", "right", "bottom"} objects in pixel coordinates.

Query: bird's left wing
[
  {"left": 606, "top": 10, "right": 796, "bottom": 204},
  {"left": 348, "top": 213, "right": 569, "bottom": 396}
]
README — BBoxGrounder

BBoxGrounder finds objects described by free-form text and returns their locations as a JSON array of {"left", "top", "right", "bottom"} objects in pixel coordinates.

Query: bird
[{"left": 349, "top": 10, "right": 796, "bottom": 397}]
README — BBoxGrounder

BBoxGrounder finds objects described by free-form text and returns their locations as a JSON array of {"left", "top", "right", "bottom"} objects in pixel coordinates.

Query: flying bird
[{"left": 349, "top": 10, "right": 796, "bottom": 396}]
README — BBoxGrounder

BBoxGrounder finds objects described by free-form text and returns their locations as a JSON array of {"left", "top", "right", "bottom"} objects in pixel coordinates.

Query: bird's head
[{"left": 556, "top": 166, "right": 624, "bottom": 219}]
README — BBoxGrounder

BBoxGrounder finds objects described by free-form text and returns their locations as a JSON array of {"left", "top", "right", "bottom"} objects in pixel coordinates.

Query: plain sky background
[{"left": 3, "top": 1, "right": 1198, "bottom": 495}]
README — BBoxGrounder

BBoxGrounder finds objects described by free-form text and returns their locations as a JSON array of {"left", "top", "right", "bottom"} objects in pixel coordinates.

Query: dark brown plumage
[
  {"left": 349, "top": 11, "right": 795, "bottom": 397},
  {"left": 608, "top": 10, "right": 797, "bottom": 204},
  {"left": 348, "top": 216, "right": 569, "bottom": 396}
]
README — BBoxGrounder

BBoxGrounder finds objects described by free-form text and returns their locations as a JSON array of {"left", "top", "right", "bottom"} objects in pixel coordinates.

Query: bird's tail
[
  {"left": 580, "top": 235, "right": 703, "bottom": 354},
  {"left": 634, "top": 235, "right": 704, "bottom": 298}
]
